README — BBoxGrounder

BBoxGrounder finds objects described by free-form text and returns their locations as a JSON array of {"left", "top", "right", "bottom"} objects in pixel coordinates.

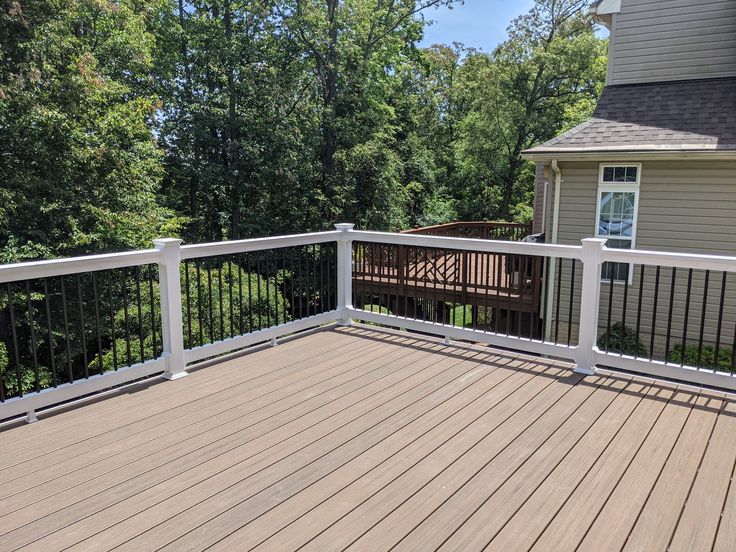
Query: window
[{"left": 595, "top": 164, "right": 640, "bottom": 283}]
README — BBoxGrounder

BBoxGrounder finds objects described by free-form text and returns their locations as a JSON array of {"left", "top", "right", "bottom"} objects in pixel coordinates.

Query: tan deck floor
[{"left": 1, "top": 326, "right": 736, "bottom": 551}]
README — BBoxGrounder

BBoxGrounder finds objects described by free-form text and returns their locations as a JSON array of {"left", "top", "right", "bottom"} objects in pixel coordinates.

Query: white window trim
[{"left": 595, "top": 163, "right": 641, "bottom": 284}]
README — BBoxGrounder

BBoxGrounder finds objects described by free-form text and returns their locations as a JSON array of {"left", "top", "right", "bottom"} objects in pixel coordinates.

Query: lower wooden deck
[{"left": 1, "top": 326, "right": 735, "bottom": 551}]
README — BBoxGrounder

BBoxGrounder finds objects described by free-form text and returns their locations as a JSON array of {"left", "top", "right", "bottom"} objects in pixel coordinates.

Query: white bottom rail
[
  {"left": 183, "top": 310, "right": 341, "bottom": 364},
  {"left": 0, "top": 357, "right": 167, "bottom": 422},
  {"left": 347, "top": 307, "right": 576, "bottom": 361},
  {"left": 595, "top": 351, "right": 736, "bottom": 391}
]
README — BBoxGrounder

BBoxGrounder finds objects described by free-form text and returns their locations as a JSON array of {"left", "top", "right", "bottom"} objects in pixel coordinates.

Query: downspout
[{"left": 544, "top": 160, "right": 562, "bottom": 341}]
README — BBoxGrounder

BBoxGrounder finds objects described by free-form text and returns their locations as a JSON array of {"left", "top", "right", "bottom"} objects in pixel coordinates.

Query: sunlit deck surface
[{"left": 2, "top": 326, "right": 736, "bottom": 552}]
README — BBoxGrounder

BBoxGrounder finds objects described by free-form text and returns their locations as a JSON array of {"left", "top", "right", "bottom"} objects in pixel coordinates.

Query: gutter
[{"left": 544, "top": 160, "right": 562, "bottom": 341}]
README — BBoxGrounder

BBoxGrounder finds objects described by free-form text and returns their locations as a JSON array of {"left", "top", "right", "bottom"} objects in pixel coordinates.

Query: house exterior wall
[
  {"left": 532, "top": 161, "right": 548, "bottom": 234},
  {"left": 545, "top": 160, "right": 736, "bottom": 357},
  {"left": 608, "top": 0, "right": 736, "bottom": 86}
]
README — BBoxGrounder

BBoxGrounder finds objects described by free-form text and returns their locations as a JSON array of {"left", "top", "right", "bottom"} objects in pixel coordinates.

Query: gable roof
[{"left": 523, "top": 77, "right": 736, "bottom": 158}]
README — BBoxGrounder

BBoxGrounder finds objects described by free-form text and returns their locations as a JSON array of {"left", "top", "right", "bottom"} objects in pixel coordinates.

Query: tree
[
  {"left": 452, "top": 0, "right": 606, "bottom": 220},
  {"left": 0, "top": 0, "right": 181, "bottom": 262}
]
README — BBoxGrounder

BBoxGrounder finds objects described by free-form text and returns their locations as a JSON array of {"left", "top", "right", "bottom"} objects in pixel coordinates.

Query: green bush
[
  {"left": 669, "top": 344, "right": 733, "bottom": 372},
  {"left": 597, "top": 323, "right": 647, "bottom": 357}
]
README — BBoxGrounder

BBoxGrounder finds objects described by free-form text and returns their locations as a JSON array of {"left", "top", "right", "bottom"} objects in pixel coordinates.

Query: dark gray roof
[{"left": 524, "top": 77, "right": 736, "bottom": 155}]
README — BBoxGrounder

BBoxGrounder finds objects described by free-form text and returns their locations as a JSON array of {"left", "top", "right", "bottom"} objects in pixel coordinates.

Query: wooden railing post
[
  {"left": 154, "top": 238, "right": 187, "bottom": 380},
  {"left": 335, "top": 223, "right": 355, "bottom": 326},
  {"left": 575, "top": 238, "right": 606, "bottom": 375}
]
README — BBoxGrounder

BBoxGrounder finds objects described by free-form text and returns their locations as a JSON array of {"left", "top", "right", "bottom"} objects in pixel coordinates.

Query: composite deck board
[{"left": 0, "top": 326, "right": 734, "bottom": 551}]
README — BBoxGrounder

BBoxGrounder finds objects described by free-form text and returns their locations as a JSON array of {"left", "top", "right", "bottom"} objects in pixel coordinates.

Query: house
[{"left": 523, "top": 0, "right": 736, "bottom": 355}]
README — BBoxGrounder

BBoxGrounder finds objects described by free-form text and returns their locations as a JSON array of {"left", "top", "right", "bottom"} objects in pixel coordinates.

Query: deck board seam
[
  {"left": 203, "top": 357, "right": 545, "bottom": 550},
  {"left": 571, "top": 384, "right": 690, "bottom": 550},
  {"left": 0, "top": 338, "right": 399, "bottom": 505},
  {"left": 0, "top": 336, "right": 387, "bottom": 472},
  {"left": 116, "top": 359, "right": 552, "bottom": 545},
  {"left": 336, "top": 366, "right": 584, "bottom": 552},
  {"left": 712, "top": 405, "right": 736, "bottom": 551},
  {"left": 0, "top": 330, "right": 380, "bottom": 455},
  {"left": 293, "top": 363, "right": 577, "bottom": 552},
  {"left": 111, "top": 349, "right": 520, "bottom": 551},
  {"left": 0, "top": 329, "right": 365, "bottom": 445},
  {"left": 427, "top": 374, "right": 636, "bottom": 552},
  {"left": 38, "top": 346, "right": 514, "bottom": 550},
  {"left": 619, "top": 390, "right": 704, "bottom": 551},
  {"left": 1, "top": 341, "right": 456, "bottom": 545},
  {"left": 665, "top": 399, "right": 726, "bottom": 552}
]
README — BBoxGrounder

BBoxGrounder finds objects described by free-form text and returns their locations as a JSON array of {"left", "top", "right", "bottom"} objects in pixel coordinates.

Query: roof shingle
[{"left": 524, "top": 77, "right": 736, "bottom": 155}]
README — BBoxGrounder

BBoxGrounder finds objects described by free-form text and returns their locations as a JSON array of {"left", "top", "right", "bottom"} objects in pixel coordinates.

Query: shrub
[
  {"left": 669, "top": 344, "right": 733, "bottom": 372},
  {"left": 597, "top": 323, "right": 647, "bottom": 357}
]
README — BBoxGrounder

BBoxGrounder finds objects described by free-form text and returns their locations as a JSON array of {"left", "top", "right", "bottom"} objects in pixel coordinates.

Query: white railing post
[
  {"left": 335, "top": 223, "right": 355, "bottom": 326},
  {"left": 154, "top": 238, "right": 187, "bottom": 380},
  {"left": 575, "top": 238, "right": 607, "bottom": 375}
]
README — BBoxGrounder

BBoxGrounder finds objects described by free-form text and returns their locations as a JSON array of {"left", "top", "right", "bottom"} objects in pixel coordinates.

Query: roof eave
[{"left": 522, "top": 149, "right": 736, "bottom": 162}]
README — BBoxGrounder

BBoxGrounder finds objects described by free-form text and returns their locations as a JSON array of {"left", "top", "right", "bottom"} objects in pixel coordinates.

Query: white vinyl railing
[{"left": 2, "top": 223, "right": 736, "bottom": 423}]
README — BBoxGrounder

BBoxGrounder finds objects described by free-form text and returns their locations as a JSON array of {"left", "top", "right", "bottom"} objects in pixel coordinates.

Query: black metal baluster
[
  {"left": 278, "top": 248, "right": 284, "bottom": 320},
  {"left": 26, "top": 281, "right": 39, "bottom": 391},
  {"left": 635, "top": 266, "right": 645, "bottom": 359},
  {"left": 76, "top": 275, "right": 89, "bottom": 377},
  {"left": 238, "top": 253, "right": 244, "bottom": 335},
  {"left": 665, "top": 267, "right": 677, "bottom": 363},
  {"left": 714, "top": 272, "right": 727, "bottom": 371},
  {"left": 228, "top": 256, "right": 235, "bottom": 337},
  {"left": 554, "top": 259, "right": 562, "bottom": 345},
  {"left": 207, "top": 261, "right": 214, "bottom": 343},
  {"left": 258, "top": 255, "right": 265, "bottom": 329},
  {"left": 517, "top": 255, "right": 525, "bottom": 338},
  {"left": 567, "top": 259, "right": 576, "bottom": 346},
  {"left": 330, "top": 243, "right": 335, "bottom": 313},
  {"left": 92, "top": 273, "right": 103, "bottom": 372},
  {"left": 7, "top": 284, "right": 22, "bottom": 396},
  {"left": 60, "top": 277, "right": 73, "bottom": 382},
  {"left": 184, "top": 260, "right": 192, "bottom": 349},
  {"left": 697, "top": 270, "right": 710, "bottom": 369},
  {"left": 43, "top": 279, "right": 57, "bottom": 387},
  {"left": 680, "top": 268, "right": 693, "bottom": 367},
  {"left": 196, "top": 260, "right": 204, "bottom": 346},
  {"left": 148, "top": 266, "right": 158, "bottom": 358},
  {"left": 247, "top": 253, "right": 254, "bottom": 331},
  {"left": 296, "top": 247, "right": 302, "bottom": 320},
  {"left": 134, "top": 267, "right": 144, "bottom": 363},
  {"left": 121, "top": 268, "right": 132, "bottom": 367},
  {"left": 312, "top": 244, "right": 318, "bottom": 317},
  {"left": 620, "top": 267, "right": 629, "bottom": 356},
  {"left": 495, "top": 254, "right": 502, "bottom": 334},
  {"left": 649, "top": 266, "right": 660, "bottom": 361},
  {"left": 282, "top": 248, "right": 288, "bottom": 320},
  {"left": 605, "top": 270, "right": 614, "bottom": 354},
  {"left": 108, "top": 272, "right": 118, "bottom": 371},
  {"left": 218, "top": 257, "right": 225, "bottom": 340}
]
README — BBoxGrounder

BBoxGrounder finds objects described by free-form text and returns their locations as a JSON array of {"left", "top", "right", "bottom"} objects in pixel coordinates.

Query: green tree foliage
[
  {"left": 597, "top": 323, "right": 648, "bottom": 358},
  {"left": 451, "top": 0, "right": 606, "bottom": 221},
  {"left": 88, "top": 261, "right": 289, "bottom": 372},
  {"left": 669, "top": 344, "right": 733, "bottom": 372},
  {"left": 0, "top": 0, "right": 182, "bottom": 262}
]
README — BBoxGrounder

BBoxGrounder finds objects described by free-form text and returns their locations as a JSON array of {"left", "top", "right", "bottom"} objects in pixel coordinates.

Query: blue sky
[{"left": 420, "top": 0, "right": 537, "bottom": 52}]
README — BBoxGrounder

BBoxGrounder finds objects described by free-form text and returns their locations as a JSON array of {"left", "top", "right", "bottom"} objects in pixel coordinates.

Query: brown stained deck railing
[
  {"left": 402, "top": 221, "right": 533, "bottom": 242},
  {"left": 353, "top": 222, "right": 543, "bottom": 336}
]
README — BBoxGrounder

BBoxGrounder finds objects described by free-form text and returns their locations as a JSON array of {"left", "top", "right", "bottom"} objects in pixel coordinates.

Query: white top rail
[
  {"left": 603, "top": 247, "right": 736, "bottom": 273},
  {"left": 180, "top": 230, "right": 342, "bottom": 260},
  {"left": 349, "top": 230, "right": 583, "bottom": 259},
  {"left": 0, "top": 249, "right": 162, "bottom": 285}
]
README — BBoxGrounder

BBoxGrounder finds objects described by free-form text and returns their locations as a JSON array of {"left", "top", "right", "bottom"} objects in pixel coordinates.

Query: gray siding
[
  {"left": 532, "top": 162, "right": 548, "bottom": 234},
  {"left": 546, "top": 160, "right": 736, "bottom": 359},
  {"left": 609, "top": 0, "right": 736, "bottom": 85}
]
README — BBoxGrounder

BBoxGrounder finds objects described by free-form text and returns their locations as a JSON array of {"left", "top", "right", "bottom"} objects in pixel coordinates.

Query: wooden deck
[{"left": 1, "top": 326, "right": 736, "bottom": 551}]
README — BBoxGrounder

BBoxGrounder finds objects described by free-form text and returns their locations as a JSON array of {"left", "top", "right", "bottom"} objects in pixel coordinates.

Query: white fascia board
[{"left": 593, "top": 0, "right": 621, "bottom": 15}]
